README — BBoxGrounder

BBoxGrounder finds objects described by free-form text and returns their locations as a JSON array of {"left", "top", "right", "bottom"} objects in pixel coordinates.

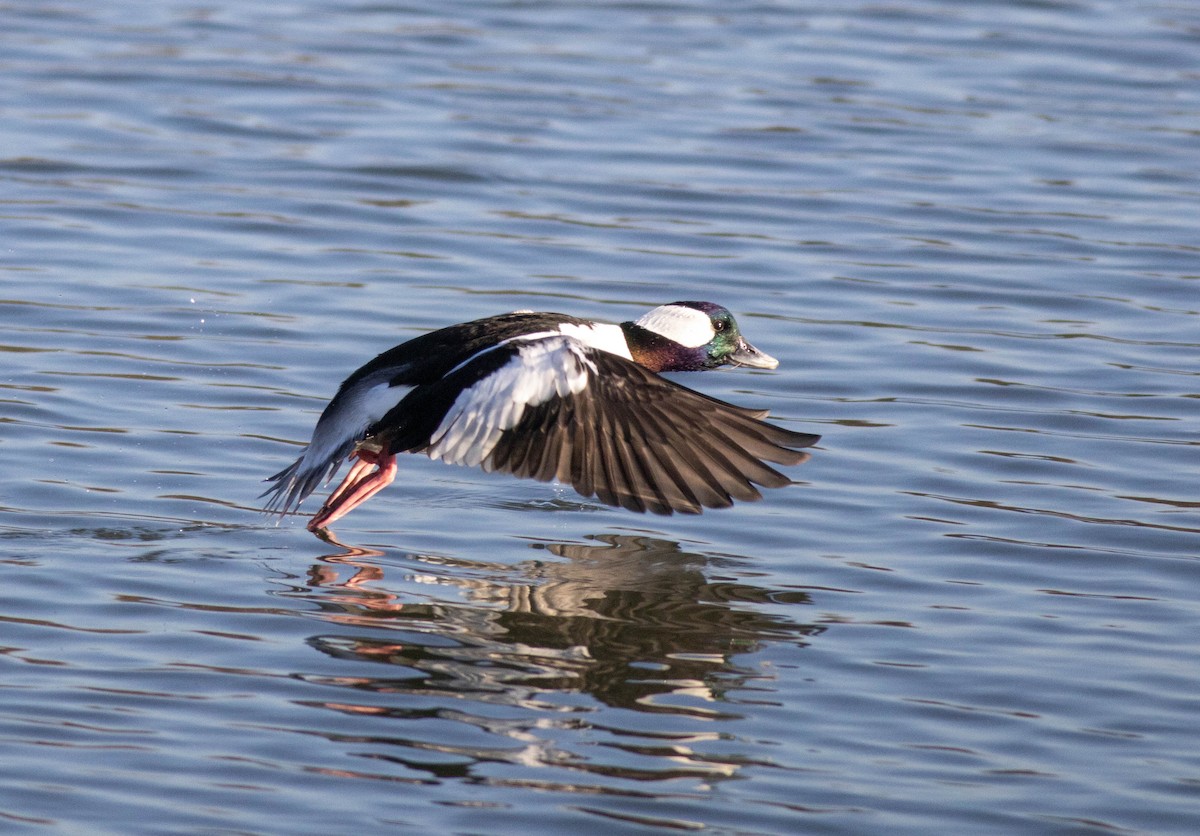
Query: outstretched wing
[{"left": 379, "top": 335, "right": 820, "bottom": 515}]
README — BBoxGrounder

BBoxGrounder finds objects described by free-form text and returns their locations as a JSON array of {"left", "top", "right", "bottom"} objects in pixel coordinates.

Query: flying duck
[{"left": 263, "top": 301, "right": 820, "bottom": 530}]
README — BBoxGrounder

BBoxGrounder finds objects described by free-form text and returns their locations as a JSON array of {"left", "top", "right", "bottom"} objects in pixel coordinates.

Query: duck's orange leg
[
  {"left": 307, "top": 449, "right": 398, "bottom": 531},
  {"left": 322, "top": 450, "right": 380, "bottom": 510}
]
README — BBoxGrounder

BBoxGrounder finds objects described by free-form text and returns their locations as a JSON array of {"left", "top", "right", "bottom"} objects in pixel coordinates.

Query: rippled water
[{"left": 3, "top": 1, "right": 1199, "bottom": 833}]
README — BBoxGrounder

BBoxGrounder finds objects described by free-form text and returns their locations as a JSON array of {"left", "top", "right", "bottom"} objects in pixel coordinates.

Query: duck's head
[{"left": 623, "top": 301, "right": 779, "bottom": 373}]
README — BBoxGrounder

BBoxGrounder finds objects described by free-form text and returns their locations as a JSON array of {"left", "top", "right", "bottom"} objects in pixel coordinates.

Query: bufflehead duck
[{"left": 263, "top": 301, "right": 820, "bottom": 530}]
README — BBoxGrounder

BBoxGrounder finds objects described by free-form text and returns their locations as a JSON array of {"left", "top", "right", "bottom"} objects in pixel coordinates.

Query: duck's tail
[
  {"left": 261, "top": 371, "right": 412, "bottom": 519},
  {"left": 260, "top": 439, "right": 354, "bottom": 518}
]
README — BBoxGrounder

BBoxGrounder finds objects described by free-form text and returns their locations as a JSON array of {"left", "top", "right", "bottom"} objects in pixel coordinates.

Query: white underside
[{"left": 300, "top": 372, "right": 410, "bottom": 475}]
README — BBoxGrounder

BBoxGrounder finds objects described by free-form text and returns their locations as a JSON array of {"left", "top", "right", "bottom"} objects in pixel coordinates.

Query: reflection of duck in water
[
  {"left": 304, "top": 534, "right": 824, "bottom": 718},
  {"left": 263, "top": 302, "right": 820, "bottom": 530}
]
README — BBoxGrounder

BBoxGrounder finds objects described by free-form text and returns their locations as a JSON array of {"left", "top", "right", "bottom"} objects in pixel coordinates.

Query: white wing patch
[
  {"left": 427, "top": 336, "right": 595, "bottom": 468},
  {"left": 634, "top": 304, "right": 714, "bottom": 348},
  {"left": 556, "top": 321, "right": 632, "bottom": 360}
]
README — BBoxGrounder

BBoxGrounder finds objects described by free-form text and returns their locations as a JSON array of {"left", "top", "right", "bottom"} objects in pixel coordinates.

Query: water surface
[{"left": 2, "top": 1, "right": 1199, "bottom": 833}]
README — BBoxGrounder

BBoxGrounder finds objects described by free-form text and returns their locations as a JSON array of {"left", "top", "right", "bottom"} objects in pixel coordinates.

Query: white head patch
[{"left": 634, "top": 304, "right": 715, "bottom": 348}]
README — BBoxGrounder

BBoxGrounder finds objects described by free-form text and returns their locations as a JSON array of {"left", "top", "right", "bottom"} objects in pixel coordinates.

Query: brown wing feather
[{"left": 483, "top": 348, "right": 819, "bottom": 515}]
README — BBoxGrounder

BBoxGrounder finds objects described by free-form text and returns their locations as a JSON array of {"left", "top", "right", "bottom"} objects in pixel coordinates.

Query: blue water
[{"left": 3, "top": 1, "right": 1199, "bottom": 833}]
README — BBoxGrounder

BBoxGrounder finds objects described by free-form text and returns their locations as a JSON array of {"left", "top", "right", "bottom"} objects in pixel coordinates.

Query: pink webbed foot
[{"left": 307, "top": 449, "right": 398, "bottom": 531}]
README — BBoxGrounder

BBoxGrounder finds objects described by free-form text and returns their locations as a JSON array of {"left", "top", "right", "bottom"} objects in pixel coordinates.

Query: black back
[{"left": 342, "top": 311, "right": 592, "bottom": 390}]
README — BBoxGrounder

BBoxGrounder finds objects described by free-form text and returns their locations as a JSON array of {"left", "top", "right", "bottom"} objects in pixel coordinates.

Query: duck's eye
[{"left": 713, "top": 319, "right": 726, "bottom": 332}]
